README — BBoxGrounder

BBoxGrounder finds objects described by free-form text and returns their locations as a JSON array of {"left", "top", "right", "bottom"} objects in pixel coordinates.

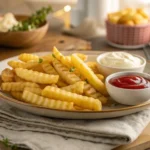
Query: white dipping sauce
[
  {"left": 100, "top": 52, "right": 143, "bottom": 68},
  {"left": 0, "top": 13, "right": 18, "bottom": 32}
]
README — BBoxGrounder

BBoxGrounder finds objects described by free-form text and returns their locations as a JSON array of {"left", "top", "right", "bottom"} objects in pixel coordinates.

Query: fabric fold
[{"left": 0, "top": 101, "right": 149, "bottom": 150}]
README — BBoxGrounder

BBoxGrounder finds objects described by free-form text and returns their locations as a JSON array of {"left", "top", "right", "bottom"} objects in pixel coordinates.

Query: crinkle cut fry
[
  {"left": 42, "top": 86, "right": 102, "bottom": 111},
  {"left": 15, "top": 68, "right": 59, "bottom": 84},
  {"left": 18, "top": 53, "right": 39, "bottom": 62},
  {"left": 22, "top": 90, "right": 74, "bottom": 110},
  {"left": 84, "top": 83, "right": 107, "bottom": 104},
  {"left": 61, "top": 81, "right": 84, "bottom": 94},
  {"left": 1, "top": 82, "right": 39, "bottom": 91},
  {"left": 52, "top": 46, "right": 72, "bottom": 68},
  {"left": 53, "top": 59, "right": 107, "bottom": 104},
  {"left": 11, "top": 91, "right": 23, "bottom": 101},
  {"left": 42, "top": 63, "right": 67, "bottom": 87},
  {"left": 52, "top": 59, "right": 80, "bottom": 85},
  {"left": 71, "top": 54, "right": 108, "bottom": 96}
]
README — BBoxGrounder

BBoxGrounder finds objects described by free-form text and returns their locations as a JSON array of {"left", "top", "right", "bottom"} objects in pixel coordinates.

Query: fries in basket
[{"left": 0, "top": 47, "right": 108, "bottom": 111}]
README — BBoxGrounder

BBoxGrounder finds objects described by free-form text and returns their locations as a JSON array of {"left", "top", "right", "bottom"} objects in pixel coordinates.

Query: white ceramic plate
[
  {"left": 107, "top": 40, "right": 145, "bottom": 50},
  {"left": 0, "top": 51, "right": 150, "bottom": 119}
]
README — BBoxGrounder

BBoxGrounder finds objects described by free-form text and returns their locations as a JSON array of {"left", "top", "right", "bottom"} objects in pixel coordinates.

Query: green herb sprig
[
  {"left": 52, "top": 54, "right": 56, "bottom": 58},
  {"left": 10, "top": 6, "right": 53, "bottom": 32},
  {"left": 69, "top": 67, "right": 75, "bottom": 72},
  {"left": 39, "top": 58, "right": 43, "bottom": 63},
  {"left": 1, "top": 138, "right": 18, "bottom": 150}
]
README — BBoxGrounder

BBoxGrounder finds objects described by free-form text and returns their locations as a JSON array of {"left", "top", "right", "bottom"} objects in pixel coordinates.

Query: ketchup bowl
[{"left": 106, "top": 72, "right": 150, "bottom": 105}]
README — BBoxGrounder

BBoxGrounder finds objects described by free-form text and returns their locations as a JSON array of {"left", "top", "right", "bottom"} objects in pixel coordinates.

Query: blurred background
[
  {"left": 1, "top": 0, "right": 150, "bottom": 26},
  {"left": 1, "top": 0, "right": 150, "bottom": 51}
]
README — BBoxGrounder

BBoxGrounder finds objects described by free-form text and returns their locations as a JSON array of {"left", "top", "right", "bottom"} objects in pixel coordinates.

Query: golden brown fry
[
  {"left": 42, "top": 54, "right": 54, "bottom": 63},
  {"left": 86, "top": 62, "right": 100, "bottom": 74},
  {"left": 8, "top": 61, "right": 26, "bottom": 69},
  {"left": 76, "top": 53, "right": 87, "bottom": 61},
  {"left": 96, "top": 74, "right": 104, "bottom": 81},
  {"left": 42, "top": 63, "right": 57, "bottom": 75},
  {"left": 61, "top": 81, "right": 84, "bottom": 94},
  {"left": 108, "top": 12, "right": 123, "bottom": 24},
  {"left": 42, "top": 86, "right": 101, "bottom": 111},
  {"left": 71, "top": 54, "right": 108, "bottom": 95},
  {"left": 1, "top": 82, "right": 39, "bottom": 92},
  {"left": 31, "top": 64, "right": 44, "bottom": 72},
  {"left": 51, "top": 84, "right": 58, "bottom": 88},
  {"left": 11, "top": 91, "right": 23, "bottom": 101},
  {"left": 83, "top": 83, "right": 107, "bottom": 104},
  {"left": 25, "top": 60, "right": 40, "bottom": 69},
  {"left": 53, "top": 56, "right": 107, "bottom": 103},
  {"left": 24, "top": 87, "right": 42, "bottom": 95},
  {"left": 18, "top": 53, "right": 39, "bottom": 62},
  {"left": 15, "top": 68, "right": 59, "bottom": 84},
  {"left": 52, "top": 59, "right": 81, "bottom": 85},
  {"left": 1, "top": 68, "right": 15, "bottom": 82},
  {"left": 66, "top": 53, "right": 87, "bottom": 62},
  {"left": 8, "top": 60, "right": 40, "bottom": 70},
  {"left": 42, "top": 63, "right": 67, "bottom": 87},
  {"left": 124, "top": 20, "right": 134, "bottom": 26},
  {"left": 137, "top": 8, "right": 149, "bottom": 19},
  {"left": 22, "top": 90, "right": 74, "bottom": 110},
  {"left": 52, "top": 46, "right": 72, "bottom": 68},
  {"left": 14, "top": 75, "right": 26, "bottom": 82}
]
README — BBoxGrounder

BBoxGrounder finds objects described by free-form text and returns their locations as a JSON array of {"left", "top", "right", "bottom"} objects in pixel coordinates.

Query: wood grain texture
[{"left": 0, "top": 31, "right": 91, "bottom": 61}]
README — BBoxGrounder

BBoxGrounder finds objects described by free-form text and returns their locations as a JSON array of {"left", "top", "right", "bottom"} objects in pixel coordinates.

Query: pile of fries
[
  {"left": 0, "top": 47, "right": 108, "bottom": 111},
  {"left": 108, "top": 8, "right": 149, "bottom": 25}
]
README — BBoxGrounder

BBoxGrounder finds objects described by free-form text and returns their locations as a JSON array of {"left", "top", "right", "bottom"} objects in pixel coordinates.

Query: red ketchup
[{"left": 110, "top": 75, "right": 150, "bottom": 89}]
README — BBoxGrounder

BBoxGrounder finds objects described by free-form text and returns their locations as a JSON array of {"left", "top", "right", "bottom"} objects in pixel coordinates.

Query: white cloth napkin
[{"left": 0, "top": 101, "right": 150, "bottom": 150}]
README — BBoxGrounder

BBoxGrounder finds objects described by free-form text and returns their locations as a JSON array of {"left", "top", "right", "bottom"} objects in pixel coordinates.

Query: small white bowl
[
  {"left": 96, "top": 52, "right": 146, "bottom": 77},
  {"left": 106, "top": 72, "right": 150, "bottom": 105}
]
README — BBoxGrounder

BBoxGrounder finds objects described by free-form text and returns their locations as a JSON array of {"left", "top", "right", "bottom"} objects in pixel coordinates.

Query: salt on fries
[{"left": 0, "top": 47, "right": 108, "bottom": 111}]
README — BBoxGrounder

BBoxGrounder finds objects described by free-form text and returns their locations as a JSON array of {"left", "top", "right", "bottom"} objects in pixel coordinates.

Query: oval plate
[{"left": 0, "top": 51, "right": 150, "bottom": 119}]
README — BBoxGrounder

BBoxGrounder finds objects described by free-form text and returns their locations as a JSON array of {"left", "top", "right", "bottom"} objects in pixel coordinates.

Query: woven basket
[{"left": 106, "top": 20, "right": 150, "bottom": 45}]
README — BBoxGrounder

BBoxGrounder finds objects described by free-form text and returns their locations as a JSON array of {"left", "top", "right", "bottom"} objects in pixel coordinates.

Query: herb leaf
[
  {"left": 52, "top": 54, "right": 56, "bottom": 58},
  {"left": 39, "top": 58, "right": 43, "bottom": 63},
  {"left": 2, "top": 138, "right": 9, "bottom": 147},
  {"left": 69, "top": 67, "right": 75, "bottom": 72},
  {"left": 10, "top": 6, "right": 53, "bottom": 32},
  {"left": 11, "top": 144, "right": 18, "bottom": 150},
  {"left": 2, "top": 138, "right": 18, "bottom": 150}
]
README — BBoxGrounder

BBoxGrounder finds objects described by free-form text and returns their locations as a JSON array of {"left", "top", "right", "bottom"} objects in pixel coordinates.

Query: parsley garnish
[
  {"left": 2, "top": 138, "right": 18, "bottom": 150},
  {"left": 39, "top": 58, "right": 43, "bottom": 63},
  {"left": 2, "top": 138, "right": 9, "bottom": 147},
  {"left": 69, "top": 67, "right": 75, "bottom": 72},
  {"left": 52, "top": 54, "right": 56, "bottom": 58},
  {"left": 10, "top": 6, "right": 53, "bottom": 32}
]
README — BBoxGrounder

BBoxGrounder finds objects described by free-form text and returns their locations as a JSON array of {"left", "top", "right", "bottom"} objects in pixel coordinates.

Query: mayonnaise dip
[
  {"left": 99, "top": 52, "right": 143, "bottom": 68},
  {"left": 0, "top": 13, "right": 18, "bottom": 32}
]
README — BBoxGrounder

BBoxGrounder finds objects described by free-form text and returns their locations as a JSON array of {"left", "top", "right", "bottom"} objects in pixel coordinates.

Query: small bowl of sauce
[
  {"left": 106, "top": 72, "right": 150, "bottom": 105},
  {"left": 97, "top": 52, "right": 146, "bottom": 77},
  {"left": 110, "top": 75, "right": 150, "bottom": 89}
]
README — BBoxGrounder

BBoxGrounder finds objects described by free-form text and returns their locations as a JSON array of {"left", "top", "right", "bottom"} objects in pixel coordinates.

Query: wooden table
[{"left": 0, "top": 31, "right": 150, "bottom": 150}]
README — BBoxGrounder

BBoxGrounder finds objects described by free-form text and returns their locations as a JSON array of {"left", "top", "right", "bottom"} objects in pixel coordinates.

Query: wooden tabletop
[{"left": 0, "top": 31, "right": 150, "bottom": 150}]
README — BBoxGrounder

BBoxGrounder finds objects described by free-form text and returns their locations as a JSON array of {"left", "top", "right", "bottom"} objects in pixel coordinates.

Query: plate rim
[
  {"left": 107, "top": 40, "right": 145, "bottom": 49},
  {"left": 0, "top": 51, "right": 150, "bottom": 114},
  {"left": 0, "top": 91, "right": 150, "bottom": 113}
]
